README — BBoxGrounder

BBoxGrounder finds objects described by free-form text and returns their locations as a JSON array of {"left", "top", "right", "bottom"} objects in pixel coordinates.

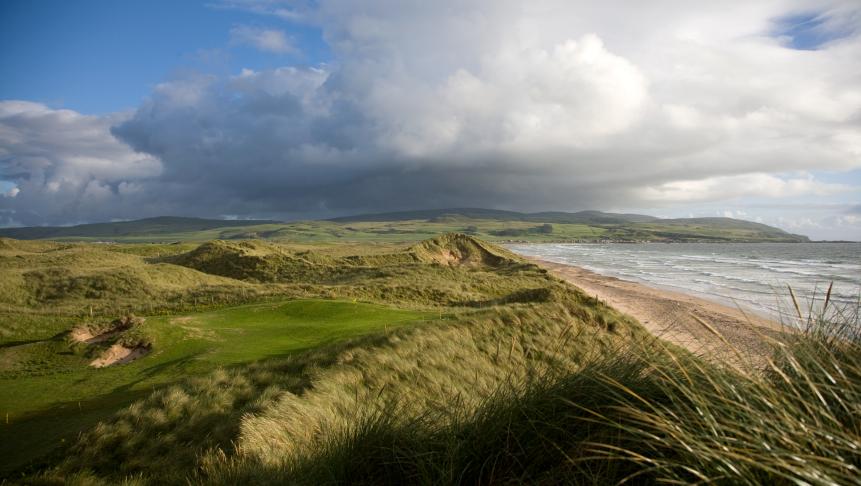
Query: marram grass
[
  {"left": 197, "top": 304, "right": 860, "bottom": 486},
  {"left": 27, "top": 302, "right": 860, "bottom": 485},
  {"left": 7, "top": 235, "right": 859, "bottom": 485}
]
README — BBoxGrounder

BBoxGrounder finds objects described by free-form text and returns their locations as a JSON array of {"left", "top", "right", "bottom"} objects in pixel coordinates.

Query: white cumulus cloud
[
  {"left": 230, "top": 25, "right": 296, "bottom": 54},
  {"left": 1, "top": 0, "right": 860, "bottom": 238},
  {"left": 0, "top": 101, "right": 162, "bottom": 225}
]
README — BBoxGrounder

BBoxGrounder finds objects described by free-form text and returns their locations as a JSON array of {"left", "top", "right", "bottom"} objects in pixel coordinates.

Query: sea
[{"left": 507, "top": 242, "right": 861, "bottom": 322}]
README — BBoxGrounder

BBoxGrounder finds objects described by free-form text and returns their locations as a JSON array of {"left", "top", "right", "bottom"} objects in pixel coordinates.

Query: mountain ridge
[
  {"left": 330, "top": 208, "right": 661, "bottom": 224},
  {"left": 0, "top": 210, "right": 810, "bottom": 242},
  {"left": 0, "top": 216, "right": 280, "bottom": 240}
]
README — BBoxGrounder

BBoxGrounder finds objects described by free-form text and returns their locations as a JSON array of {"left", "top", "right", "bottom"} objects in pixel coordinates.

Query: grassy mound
[
  {"left": 45, "top": 305, "right": 858, "bottom": 485},
  {"left": 168, "top": 233, "right": 518, "bottom": 283},
  {"left": 166, "top": 240, "right": 325, "bottom": 283},
  {"left": 43, "top": 300, "right": 635, "bottom": 483},
  {"left": 1, "top": 240, "right": 259, "bottom": 318},
  {"left": 0, "top": 237, "right": 63, "bottom": 254},
  {"left": 252, "top": 311, "right": 859, "bottom": 486},
  {"left": 408, "top": 233, "right": 521, "bottom": 267},
  {"left": 164, "top": 235, "right": 560, "bottom": 308},
  {"left": 3, "top": 234, "right": 600, "bottom": 478}
]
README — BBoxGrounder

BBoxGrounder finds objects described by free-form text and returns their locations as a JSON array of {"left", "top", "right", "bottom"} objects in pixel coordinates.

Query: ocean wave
[{"left": 507, "top": 243, "right": 860, "bottom": 319}]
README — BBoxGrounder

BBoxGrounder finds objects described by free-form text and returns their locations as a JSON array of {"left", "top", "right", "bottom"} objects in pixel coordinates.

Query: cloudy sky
[{"left": 1, "top": 0, "right": 859, "bottom": 239}]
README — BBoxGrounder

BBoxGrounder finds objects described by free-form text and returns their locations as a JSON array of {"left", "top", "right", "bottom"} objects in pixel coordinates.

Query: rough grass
[
  {"left": 2, "top": 234, "right": 609, "bottom": 479},
  {"left": 9, "top": 234, "right": 850, "bottom": 485},
  {"left": 35, "top": 300, "right": 635, "bottom": 484},
  {"left": 0, "top": 300, "right": 433, "bottom": 475},
  {"left": 0, "top": 239, "right": 266, "bottom": 328},
  {"left": 26, "top": 302, "right": 859, "bottom": 485},
  {"left": 191, "top": 305, "right": 860, "bottom": 485}
]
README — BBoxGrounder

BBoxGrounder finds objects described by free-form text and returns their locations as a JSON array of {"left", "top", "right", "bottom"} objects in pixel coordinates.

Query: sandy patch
[
  {"left": 70, "top": 316, "right": 145, "bottom": 345},
  {"left": 70, "top": 327, "right": 122, "bottom": 344},
  {"left": 442, "top": 250, "right": 460, "bottom": 264},
  {"left": 90, "top": 343, "right": 150, "bottom": 368},
  {"left": 529, "top": 257, "right": 787, "bottom": 366},
  {"left": 69, "top": 327, "right": 96, "bottom": 343}
]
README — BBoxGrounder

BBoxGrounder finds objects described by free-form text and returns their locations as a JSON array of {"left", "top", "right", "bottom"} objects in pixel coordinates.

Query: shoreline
[{"left": 528, "top": 256, "right": 787, "bottom": 362}]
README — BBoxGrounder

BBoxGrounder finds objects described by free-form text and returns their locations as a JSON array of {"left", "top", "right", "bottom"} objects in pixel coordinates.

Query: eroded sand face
[
  {"left": 70, "top": 327, "right": 122, "bottom": 345},
  {"left": 90, "top": 343, "right": 150, "bottom": 368}
]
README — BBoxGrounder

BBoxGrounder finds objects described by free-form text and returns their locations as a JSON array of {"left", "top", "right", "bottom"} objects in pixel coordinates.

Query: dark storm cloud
[{"left": 1, "top": 0, "right": 860, "bottom": 230}]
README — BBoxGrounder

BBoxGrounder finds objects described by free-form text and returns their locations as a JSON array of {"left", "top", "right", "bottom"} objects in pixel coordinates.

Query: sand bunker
[
  {"left": 70, "top": 315, "right": 150, "bottom": 367},
  {"left": 90, "top": 343, "right": 150, "bottom": 368},
  {"left": 70, "top": 315, "right": 145, "bottom": 344},
  {"left": 70, "top": 327, "right": 120, "bottom": 344}
]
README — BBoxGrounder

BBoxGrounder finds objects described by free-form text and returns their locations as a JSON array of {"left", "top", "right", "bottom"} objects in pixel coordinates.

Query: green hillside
[
  {"left": 0, "top": 209, "right": 809, "bottom": 243},
  {"left": 1, "top": 235, "right": 856, "bottom": 485},
  {"left": 2, "top": 234, "right": 634, "bottom": 478},
  {"left": 330, "top": 207, "right": 660, "bottom": 224},
  {"left": 0, "top": 216, "right": 278, "bottom": 240}
]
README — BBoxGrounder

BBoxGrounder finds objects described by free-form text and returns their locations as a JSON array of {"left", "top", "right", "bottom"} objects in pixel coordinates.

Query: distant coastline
[
  {"left": 510, "top": 241, "right": 861, "bottom": 322},
  {"left": 0, "top": 208, "right": 810, "bottom": 244},
  {"left": 526, "top": 256, "right": 782, "bottom": 364}
]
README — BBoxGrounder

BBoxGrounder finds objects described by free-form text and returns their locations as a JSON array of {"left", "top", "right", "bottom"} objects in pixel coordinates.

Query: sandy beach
[{"left": 529, "top": 257, "right": 787, "bottom": 363}]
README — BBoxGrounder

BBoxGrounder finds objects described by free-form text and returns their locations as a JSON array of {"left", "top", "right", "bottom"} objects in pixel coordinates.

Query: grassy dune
[
  {"left": 3, "top": 234, "right": 855, "bottom": 484},
  {"left": 3, "top": 234, "right": 629, "bottom": 478},
  {"left": 0, "top": 299, "right": 433, "bottom": 476},
  {"left": 1, "top": 300, "right": 430, "bottom": 413},
  {"left": 240, "top": 317, "right": 858, "bottom": 486}
]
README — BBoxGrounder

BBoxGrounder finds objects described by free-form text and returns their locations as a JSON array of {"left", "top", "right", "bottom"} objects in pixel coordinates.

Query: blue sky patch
[
  {"left": 0, "top": 0, "right": 331, "bottom": 114},
  {"left": 771, "top": 12, "right": 848, "bottom": 50}
]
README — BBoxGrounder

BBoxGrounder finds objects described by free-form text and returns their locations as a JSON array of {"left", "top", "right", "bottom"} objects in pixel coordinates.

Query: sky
[{"left": 0, "top": 0, "right": 859, "bottom": 240}]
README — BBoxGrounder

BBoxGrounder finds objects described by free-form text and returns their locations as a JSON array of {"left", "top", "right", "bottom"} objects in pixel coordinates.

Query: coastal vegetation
[
  {"left": 2, "top": 233, "right": 855, "bottom": 484},
  {"left": 1, "top": 233, "right": 634, "bottom": 477},
  {"left": 0, "top": 208, "right": 809, "bottom": 244}
]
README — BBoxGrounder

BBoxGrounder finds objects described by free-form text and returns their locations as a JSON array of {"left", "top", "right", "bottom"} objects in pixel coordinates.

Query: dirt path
[{"left": 531, "top": 257, "right": 787, "bottom": 363}]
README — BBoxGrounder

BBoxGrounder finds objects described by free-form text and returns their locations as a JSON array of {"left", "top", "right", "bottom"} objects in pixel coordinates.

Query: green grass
[
  {"left": 32, "top": 300, "right": 635, "bottom": 484},
  {"left": 177, "top": 304, "right": 860, "bottom": 485},
  {"left": 1, "top": 299, "right": 430, "bottom": 413},
  {"left": 44, "top": 218, "right": 798, "bottom": 244},
  {"left": 30, "top": 299, "right": 860, "bottom": 485},
  {"left": 0, "top": 299, "right": 431, "bottom": 476},
  {"left": 2, "top": 233, "right": 589, "bottom": 478},
  {"left": 0, "top": 207, "right": 808, "bottom": 244},
  {"left": 9, "top": 231, "right": 848, "bottom": 485}
]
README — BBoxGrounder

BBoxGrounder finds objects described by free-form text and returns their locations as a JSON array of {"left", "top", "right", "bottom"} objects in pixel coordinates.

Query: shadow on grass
[
  {"left": 0, "top": 389, "right": 152, "bottom": 480},
  {"left": 0, "top": 331, "right": 68, "bottom": 350},
  {"left": 0, "top": 353, "right": 203, "bottom": 480}
]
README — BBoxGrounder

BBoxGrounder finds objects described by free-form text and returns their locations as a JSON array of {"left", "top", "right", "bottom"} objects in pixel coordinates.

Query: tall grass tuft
[{"left": 201, "top": 301, "right": 860, "bottom": 485}]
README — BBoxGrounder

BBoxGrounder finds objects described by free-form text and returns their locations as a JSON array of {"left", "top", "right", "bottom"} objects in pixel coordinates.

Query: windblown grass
[
  {"left": 3, "top": 234, "right": 612, "bottom": 478},
  {"left": 9, "top": 235, "right": 856, "bottom": 484},
  {"left": 199, "top": 302, "right": 861, "bottom": 485},
  {"left": 37, "top": 301, "right": 635, "bottom": 484},
  {"left": 33, "top": 302, "right": 860, "bottom": 485}
]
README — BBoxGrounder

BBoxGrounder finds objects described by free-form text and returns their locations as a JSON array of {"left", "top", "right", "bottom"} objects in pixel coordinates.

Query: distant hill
[
  {"left": 330, "top": 208, "right": 659, "bottom": 225},
  {"left": 0, "top": 216, "right": 279, "bottom": 240},
  {"left": 0, "top": 210, "right": 809, "bottom": 243},
  {"left": 331, "top": 208, "right": 808, "bottom": 242}
]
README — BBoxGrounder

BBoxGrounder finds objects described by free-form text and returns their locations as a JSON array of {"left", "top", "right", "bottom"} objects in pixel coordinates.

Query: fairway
[{"left": 0, "top": 299, "right": 431, "bottom": 475}]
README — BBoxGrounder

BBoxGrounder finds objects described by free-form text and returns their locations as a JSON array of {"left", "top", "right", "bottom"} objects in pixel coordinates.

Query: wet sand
[{"left": 530, "top": 257, "right": 788, "bottom": 362}]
